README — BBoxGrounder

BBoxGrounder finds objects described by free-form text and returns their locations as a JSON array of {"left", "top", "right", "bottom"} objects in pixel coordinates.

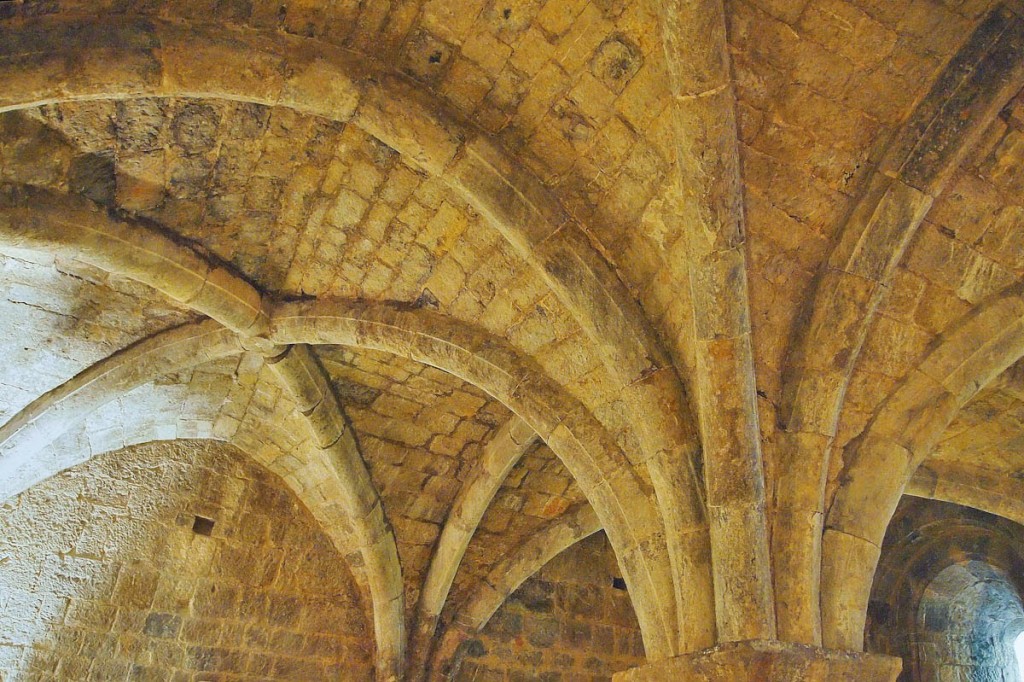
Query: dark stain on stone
[
  {"left": 0, "top": 0, "right": 58, "bottom": 21},
  {"left": 143, "top": 612, "right": 183, "bottom": 638},
  {"left": 171, "top": 102, "right": 222, "bottom": 155},
  {"left": 511, "top": 580, "right": 554, "bottom": 613},
  {"left": 415, "top": 288, "right": 440, "bottom": 309},
  {"left": 555, "top": 103, "right": 595, "bottom": 142},
  {"left": 330, "top": 379, "right": 382, "bottom": 408},
  {"left": 401, "top": 30, "right": 454, "bottom": 84},
  {"left": 215, "top": 0, "right": 253, "bottom": 22},
  {"left": 462, "top": 638, "right": 487, "bottom": 658},
  {"left": 116, "top": 98, "right": 167, "bottom": 152},
  {"left": 69, "top": 151, "right": 117, "bottom": 207},
  {"left": 369, "top": 137, "right": 399, "bottom": 167},
  {"left": 230, "top": 102, "right": 271, "bottom": 140},
  {"left": 898, "top": 13, "right": 1024, "bottom": 192},
  {"left": 590, "top": 34, "right": 643, "bottom": 93}
]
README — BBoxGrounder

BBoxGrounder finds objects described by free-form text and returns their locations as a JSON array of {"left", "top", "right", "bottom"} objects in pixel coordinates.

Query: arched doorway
[
  {"left": 915, "top": 561, "right": 1024, "bottom": 680},
  {"left": 867, "top": 498, "right": 1024, "bottom": 681}
]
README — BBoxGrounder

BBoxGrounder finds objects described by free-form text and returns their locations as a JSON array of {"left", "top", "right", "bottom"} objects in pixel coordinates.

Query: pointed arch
[
  {"left": 408, "top": 415, "right": 538, "bottom": 678},
  {"left": 822, "top": 282, "right": 1024, "bottom": 650},
  {"left": 428, "top": 503, "right": 602, "bottom": 678},
  {"left": 268, "top": 299, "right": 681, "bottom": 657},
  {"left": 0, "top": 321, "right": 240, "bottom": 501},
  {"left": 909, "top": 460, "right": 1024, "bottom": 527},
  {"left": 0, "top": 16, "right": 712, "bottom": 651},
  {"left": 776, "top": 7, "right": 1024, "bottom": 644},
  {"left": 0, "top": 184, "right": 405, "bottom": 679},
  {"left": 26, "top": 394, "right": 377, "bottom": 633}
]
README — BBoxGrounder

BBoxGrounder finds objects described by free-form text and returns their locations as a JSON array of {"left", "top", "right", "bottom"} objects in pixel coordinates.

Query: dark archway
[
  {"left": 868, "top": 497, "right": 1024, "bottom": 681},
  {"left": 915, "top": 561, "right": 1024, "bottom": 680}
]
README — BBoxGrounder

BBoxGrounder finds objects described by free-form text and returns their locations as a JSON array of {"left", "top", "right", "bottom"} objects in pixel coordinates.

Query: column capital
[{"left": 613, "top": 640, "right": 901, "bottom": 681}]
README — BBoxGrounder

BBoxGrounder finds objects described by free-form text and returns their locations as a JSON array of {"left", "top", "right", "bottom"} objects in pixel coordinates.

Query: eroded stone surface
[
  {"left": 0, "top": 440, "right": 374, "bottom": 681},
  {"left": 612, "top": 641, "right": 901, "bottom": 681},
  {"left": 455, "top": 533, "right": 646, "bottom": 681},
  {"left": 1, "top": 0, "right": 1024, "bottom": 679}
]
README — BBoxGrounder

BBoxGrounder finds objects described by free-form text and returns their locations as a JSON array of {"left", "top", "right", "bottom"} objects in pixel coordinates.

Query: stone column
[
  {"left": 659, "top": 0, "right": 776, "bottom": 644},
  {"left": 612, "top": 641, "right": 901, "bottom": 682}
]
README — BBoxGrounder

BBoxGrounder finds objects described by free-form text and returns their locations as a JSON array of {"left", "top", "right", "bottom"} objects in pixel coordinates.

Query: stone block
[{"left": 613, "top": 641, "right": 901, "bottom": 681}]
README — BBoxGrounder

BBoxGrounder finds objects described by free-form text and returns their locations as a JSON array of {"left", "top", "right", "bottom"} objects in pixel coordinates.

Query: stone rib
[
  {"left": 0, "top": 17, "right": 712, "bottom": 654},
  {"left": 0, "top": 186, "right": 405, "bottom": 681},
  {"left": 269, "top": 299, "right": 679, "bottom": 659},
  {"left": 659, "top": 0, "right": 775, "bottom": 643},
  {"left": 408, "top": 416, "right": 537, "bottom": 680},
  {"left": 908, "top": 460, "right": 1024, "bottom": 527},
  {"left": 776, "top": 7, "right": 1024, "bottom": 645},
  {"left": 0, "top": 321, "right": 240, "bottom": 502},
  {"left": 25, "top": 393, "right": 378, "bottom": 621},
  {"left": 822, "top": 282, "right": 1024, "bottom": 650},
  {"left": 267, "top": 344, "right": 406, "bottom": 681},
  {"left": 0, "top": 184, "right": 269, "bottom": 336},
  {"left": 428, "top": 503, "right": 601, "bottom": 679}
]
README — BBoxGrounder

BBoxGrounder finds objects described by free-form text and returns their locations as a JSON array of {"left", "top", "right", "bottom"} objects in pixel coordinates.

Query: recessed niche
[{"left": 192, "top": 515, "right": 215, "bottom": 536}]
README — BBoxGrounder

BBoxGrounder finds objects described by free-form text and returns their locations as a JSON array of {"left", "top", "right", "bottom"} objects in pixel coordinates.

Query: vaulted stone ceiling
[{"left": 2, "top": 0, "right": 1024, "bottom": 680}]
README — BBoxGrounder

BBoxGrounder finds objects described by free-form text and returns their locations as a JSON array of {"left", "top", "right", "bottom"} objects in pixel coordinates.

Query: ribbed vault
[{"left": 4, "top": 2, "right": 1024, "bottom": 681}]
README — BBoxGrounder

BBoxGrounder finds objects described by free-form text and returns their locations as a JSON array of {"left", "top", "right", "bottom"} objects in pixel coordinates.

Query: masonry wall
[
  {"left": 0, "top": 440, "right": 373, "bottom": 681},
  {"left": 455, "top": 532, "right": 646, "bottom": 681}
]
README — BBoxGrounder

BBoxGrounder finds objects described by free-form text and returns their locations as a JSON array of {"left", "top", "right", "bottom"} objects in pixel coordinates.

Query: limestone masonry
[{"left": 1, "top": 0, "right": 1023, "bottom": 680}]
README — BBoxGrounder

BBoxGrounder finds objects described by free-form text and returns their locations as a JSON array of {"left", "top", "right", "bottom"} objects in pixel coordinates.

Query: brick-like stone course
[
  {"left": 451, "top": 441, "right": 586, "bottom": 607},
  {"left": 0, "top": 440, "right": 373, "bottom": 681},
  {"left": 0, "top": 0, "right": 1023, "bottom": 679},
  {"left": 454, "top": 533, "right": 645, "bottom": 681}
]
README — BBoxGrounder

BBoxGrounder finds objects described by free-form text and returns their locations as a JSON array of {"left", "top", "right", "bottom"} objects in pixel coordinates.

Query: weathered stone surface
[
  {"left": 775, "top": 3, "right": 1024, "bottom": 647},
  {"left": 451, "top": 533, "right": 646, "bottom": 681},
  {"left": 612, "top": 641, "right": 901, "bottom": 681},
  {"left": 269, "top": 297, "right": 679, "bottom": 661},
  {"left": 1, "top": 1, "right": 1023, "bottom": 680},
  {"left": 0, "top": 440, "right": 374, "bottom": 681},
  {"left": 409, "top": 416, "right": 538, "bottom": 676}
]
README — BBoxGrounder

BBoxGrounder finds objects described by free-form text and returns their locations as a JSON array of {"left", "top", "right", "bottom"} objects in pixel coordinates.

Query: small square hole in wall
[
  {"left": 612, "top": 577, "right": 627, "bottom": 591},
  {"left": 192, "top": 516, "right": 215, "bottom": 536}
]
